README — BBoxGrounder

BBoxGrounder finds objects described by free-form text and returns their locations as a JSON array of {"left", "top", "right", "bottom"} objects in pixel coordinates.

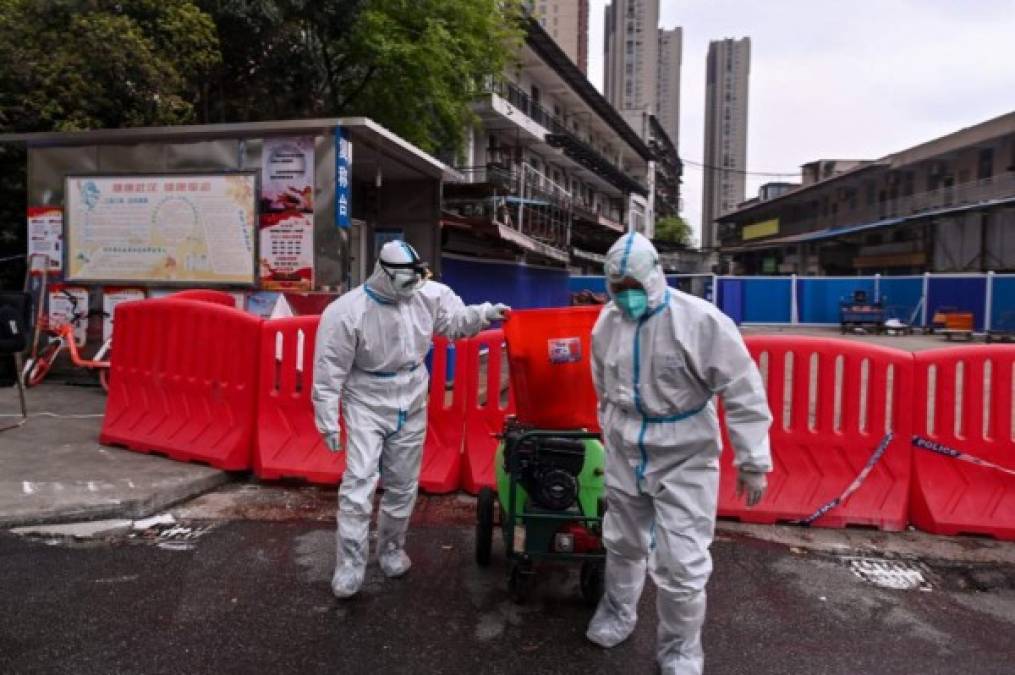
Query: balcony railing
[
  {"left": 448, "top": 164, "right": 515, "bottom": 191},
  {"left": 573, "top": 199, "right": 624, "bottom": 227},
  {"left": 444, "top": 164, "right": 573, "bottom": 254},
  {"left": 491, "top": 81, "right": 569, "bottom": 136},
  {"left": 546, "top": 132, "right": 648, "bottom": 196},
  {"left": 482, "top": 82, "right": 650, "bottom": 198}
]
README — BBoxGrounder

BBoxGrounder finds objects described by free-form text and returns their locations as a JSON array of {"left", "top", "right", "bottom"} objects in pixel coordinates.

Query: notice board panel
[{"left": 65, "top": 173, "right": 257, "bottom": 285}]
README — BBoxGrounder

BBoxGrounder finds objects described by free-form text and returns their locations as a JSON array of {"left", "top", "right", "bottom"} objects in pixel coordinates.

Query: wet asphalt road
[{"left": 2, "top": 521, "right": 1014, "bottom": 675}]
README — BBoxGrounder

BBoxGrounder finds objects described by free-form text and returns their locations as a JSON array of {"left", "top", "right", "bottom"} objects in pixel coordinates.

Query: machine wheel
[
  {"left": 475, "top": 487, "right": 495, "bottom": 567},
  {"left": 580, "top": 560, "right": 606, "bottom": 607},
  {"left": 509, "top": 562, "right": 531, "bottom": 604}
]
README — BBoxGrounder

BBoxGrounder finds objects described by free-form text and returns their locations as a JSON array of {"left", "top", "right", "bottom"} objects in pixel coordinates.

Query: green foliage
[
  {"left": 0, "top": 0, "right": 220, "bottom": 132},
  {"left": 0, "top": 0, "right": 221, "bottom": 287},
  {"left": 202, "top": 0, "right": 525, "bottom": 153},
  {"left": 0, "top": 0, "right": 524, "bottom": 287},
  {"left": 655, "top": 215, "right": 693, "bottom": 246}
]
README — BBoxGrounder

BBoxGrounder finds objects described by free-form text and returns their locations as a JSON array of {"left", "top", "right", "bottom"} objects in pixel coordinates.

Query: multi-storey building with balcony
[
  {"left": 442, "top": 16, "right": 654, "bottom": 272},
  {"left": 717, "top": 111, "right": 1015, "bottom": 275}
]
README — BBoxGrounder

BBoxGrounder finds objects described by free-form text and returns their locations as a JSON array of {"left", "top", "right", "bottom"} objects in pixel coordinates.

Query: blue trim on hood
[
  {"left": 619, "top": 233, "right": 636, "bottom": 277},
  {"left": 363, "top": 285, "right": 394, "bottom": 305}
]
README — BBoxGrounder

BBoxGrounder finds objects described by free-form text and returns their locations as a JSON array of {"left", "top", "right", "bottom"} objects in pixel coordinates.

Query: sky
[{"left": 586, "top": 0, "right": 1015, "bottom": 245}]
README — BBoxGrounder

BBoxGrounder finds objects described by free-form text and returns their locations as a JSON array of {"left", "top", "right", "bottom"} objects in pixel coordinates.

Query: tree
[
  {"left": 201, "top": 0, "right": 525, "bottom": 153},
  {"left": 0, "top": 0, "right": 220, "bottom": 133},
  {"left": 655, "top": 215, "right": 693, "bottom": 247},
  {"left": 0, "top": 0, "right": 221, "bottom": 288},
  {"left": 0, "top": 0, "right": 525, "bottom": 287}
]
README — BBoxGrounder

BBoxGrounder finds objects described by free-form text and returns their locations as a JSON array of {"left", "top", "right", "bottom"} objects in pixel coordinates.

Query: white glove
[
  {"left": 323, "top": 431, "right": 344, "bottom": 454},
  {"left": 736, "top": 468, "right": 767, "bottom": 507},
  {"left": 485, "top": 303, "right": 511, "bottom": 322}
]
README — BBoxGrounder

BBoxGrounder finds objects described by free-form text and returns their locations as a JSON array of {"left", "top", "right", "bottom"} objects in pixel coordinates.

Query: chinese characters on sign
[
  {"left": 27, "top": 207, "right": 63, "bottom": 273},
  {"left": 259, "top": 137, "right": 315, "bottom": 291},
  {"left": 335, "top": 127, "right": 352, "bottom": 230},
  {"left": 48, "top": 285, "right": 90, "bottom": 347},
  {"left": 102, "top": 288, "right": 146, "bottom": 341},
  {"left": 65, "top": 174, "right": 257, "bottom": 285}
]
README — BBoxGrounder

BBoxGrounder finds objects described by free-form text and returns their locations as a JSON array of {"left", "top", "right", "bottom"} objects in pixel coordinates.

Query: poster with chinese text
[
  {"left": 101, "top": 288, "right": 146, "bottom": 341},
  {"left": 260, "top": 137, "right": 314, "bottom": 290},
  {"left": 65, "top": 174, "right": 257, "bottom": 285},
  {"left": 27, "top": 207, "right": 63, "bottom": 274},
  {"left": 48, "top": 285, "right": 90, "bottom": 347}
]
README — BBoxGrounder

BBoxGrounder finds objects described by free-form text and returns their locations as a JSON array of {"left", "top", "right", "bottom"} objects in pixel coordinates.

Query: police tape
[
  {"left": 799, "top": 432, "right": 895, "bottom": 526},
  {"left": 911, "top": 436, "right": 1015, "bottom": 478}
]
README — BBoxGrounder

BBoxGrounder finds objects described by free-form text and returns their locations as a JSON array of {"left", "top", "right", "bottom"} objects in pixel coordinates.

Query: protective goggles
[{"left": 380, "top": 258, "right": 432, "bottom": 290}]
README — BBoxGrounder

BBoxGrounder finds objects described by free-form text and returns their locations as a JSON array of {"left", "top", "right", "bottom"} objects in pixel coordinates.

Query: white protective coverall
[
  {"left": 586, "top": 232, "right": 772, "bottom": 674},
  {"left": 312, "top": 241, "right": 507, "bottom": 598}
]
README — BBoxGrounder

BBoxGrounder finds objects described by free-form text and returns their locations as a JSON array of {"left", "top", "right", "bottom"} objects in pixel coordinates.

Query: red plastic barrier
[
  {"left": 460, "top": 330, "right": 516, "bottom": 494},
  {"left": 503, "top": 307, "right": 602, "bottom": 431},
  {"left": 256, "top": 320, "right": 463, "bottom": 489},
  {"left": 100, "top": 298, "right": 261, "bottom": 470},
  {"left": 255, "top": 316, "right": 346, "bottom": 484},
  {"left": 171, "top": 289, "right": 237, "bottom": 308},
  {"left": 718, "top": 336, "right": 914, "bottom": 530},
  {"left": 420, "top": 337, "right": 469, "bottom": 493},
  {"left": 911, "top": 346, "right": 1015, "bottom": 539}
]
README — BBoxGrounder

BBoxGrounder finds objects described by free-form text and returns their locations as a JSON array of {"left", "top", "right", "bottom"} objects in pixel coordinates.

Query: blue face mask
[{"left": 615, "top": 289, "right": 648, "bottom": 320}]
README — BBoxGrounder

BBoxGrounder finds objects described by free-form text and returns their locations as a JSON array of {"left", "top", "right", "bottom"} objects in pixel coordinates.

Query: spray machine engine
[{"left": 502, "top": 424, "right": 587, "bottom": 512}]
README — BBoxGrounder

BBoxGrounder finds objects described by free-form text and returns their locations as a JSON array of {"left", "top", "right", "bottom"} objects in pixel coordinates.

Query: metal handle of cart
[{"left": 503, "top": 429, "right": 604, "bottom": 562}]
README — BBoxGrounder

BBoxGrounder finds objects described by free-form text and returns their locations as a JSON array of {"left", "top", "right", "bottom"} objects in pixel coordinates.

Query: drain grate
[{"left": 843, "top": 557, "right": 934, "bottom": 591}]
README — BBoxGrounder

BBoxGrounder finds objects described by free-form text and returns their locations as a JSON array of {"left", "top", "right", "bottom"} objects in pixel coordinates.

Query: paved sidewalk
[{"left": 0, "top": 383, "right": 228, "bottom": 526}]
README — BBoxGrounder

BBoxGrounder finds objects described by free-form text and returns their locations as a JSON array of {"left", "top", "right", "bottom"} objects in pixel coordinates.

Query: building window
[{"left": 979, "top": 147, "right": 994, "bottom": 181}]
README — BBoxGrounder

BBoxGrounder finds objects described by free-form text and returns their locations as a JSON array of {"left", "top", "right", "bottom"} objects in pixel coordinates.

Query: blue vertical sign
[{"left": 335, "top": 127, "right": 352, "bottom": 229}]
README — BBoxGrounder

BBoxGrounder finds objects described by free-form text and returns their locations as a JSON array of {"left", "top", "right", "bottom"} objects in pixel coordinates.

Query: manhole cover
[{"left": 843, "top": 557, "right": 933, "bottom": 591}]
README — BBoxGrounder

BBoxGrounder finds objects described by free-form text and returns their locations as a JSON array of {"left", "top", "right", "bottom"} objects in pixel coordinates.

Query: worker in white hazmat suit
[
  {"left": 312, "top": 240, "right": 509, "bottom": 599},
  {"left": 586, "top": 232, "right": 772, "bottom": 674}
]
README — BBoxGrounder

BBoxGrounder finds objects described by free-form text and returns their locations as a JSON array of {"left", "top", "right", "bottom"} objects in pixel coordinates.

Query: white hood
[{"left": 603, "top": 232, "right": 667, "bottom": 310}]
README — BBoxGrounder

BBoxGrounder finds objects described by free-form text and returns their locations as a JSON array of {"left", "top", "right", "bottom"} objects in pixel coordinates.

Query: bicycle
[{"left": 22, "top": 289, "right": 112, "bottom": 392}]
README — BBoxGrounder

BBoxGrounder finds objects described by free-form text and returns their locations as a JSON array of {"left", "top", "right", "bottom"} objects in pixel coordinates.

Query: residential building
[
  {"left": 530, "top": 0, "right": 589, "bottom": 74},
  {"left": 716, "top": 111, "right": 1015, "bottom": 276},
  {"left": 442, "top": 17, "right": 654, "bottom": 271},
  {"left": 701, "top": 37, "right": 751, "bottom": 249},
  {"left": 758, "top": 181, "right": 799, "bottom": 201},
  {"left": 604, "top": 0, "right": 660, "bottom": 116},
  {"left": 626, "top": 110, "right": 682, "bottom": 220},
  {"left": 656, "top": 28, "right": 682, "bottom": 149},
  {"left": 801, "top": 159, "right": 867, "bottom": 186},
  {"left": 737, "top": 181, "right": 800, "bottom": 210}
]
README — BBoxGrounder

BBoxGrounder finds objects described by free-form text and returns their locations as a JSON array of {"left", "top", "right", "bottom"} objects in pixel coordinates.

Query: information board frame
[{"left": 63, "top": 171, "right": 260, "bottom": 287}]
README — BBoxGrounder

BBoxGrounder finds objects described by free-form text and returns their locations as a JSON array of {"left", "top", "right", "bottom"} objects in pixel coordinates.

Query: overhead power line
[{"left": 681, "top": 158, "right": 801, "bottom": 178}]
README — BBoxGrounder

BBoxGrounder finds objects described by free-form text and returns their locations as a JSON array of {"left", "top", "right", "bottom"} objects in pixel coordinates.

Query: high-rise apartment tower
[{"left": 701, "top": 37, "right": 750, "bottom": 248}]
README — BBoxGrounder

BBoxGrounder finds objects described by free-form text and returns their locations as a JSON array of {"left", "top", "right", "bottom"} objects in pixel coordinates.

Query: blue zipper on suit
[{"left": 630, "top": 290, "right": 709, "bottom": 492}]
